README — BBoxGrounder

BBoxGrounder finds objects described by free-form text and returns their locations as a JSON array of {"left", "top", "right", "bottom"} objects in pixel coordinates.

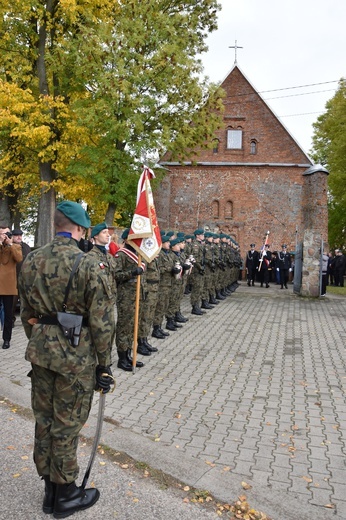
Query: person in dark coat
[
  {"left": 334, "top": 249, "right": 346, "bottom": 287},
  {"left": 277, "top": 244, "right": 292, "bottom": 289},
  {"left": 245, "top": 244, "right": 259, "bottom": 286}
]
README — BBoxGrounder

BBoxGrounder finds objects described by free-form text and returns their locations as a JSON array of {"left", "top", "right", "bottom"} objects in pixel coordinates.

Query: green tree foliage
[
  {"left": 0, "top": 0, "right": 223, "bottom": 243},
  {"left": 311, "top": 79, "right": 346, "bottom": 249}
]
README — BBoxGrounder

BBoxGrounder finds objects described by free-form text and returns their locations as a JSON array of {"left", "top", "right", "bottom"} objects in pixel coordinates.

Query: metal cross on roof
[{"left": 229, "top": 40, "right": 243, "bottom": 64}]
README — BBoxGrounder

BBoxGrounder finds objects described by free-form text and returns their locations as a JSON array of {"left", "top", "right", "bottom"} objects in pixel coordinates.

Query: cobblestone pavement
[{"left": 1, "top": 283, "right": 346, "bottom": 519}]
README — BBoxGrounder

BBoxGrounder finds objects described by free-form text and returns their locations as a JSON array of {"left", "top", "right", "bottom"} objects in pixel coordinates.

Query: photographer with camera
[{"left": 0, "top": 226, "right": 23, "bottom": 348}]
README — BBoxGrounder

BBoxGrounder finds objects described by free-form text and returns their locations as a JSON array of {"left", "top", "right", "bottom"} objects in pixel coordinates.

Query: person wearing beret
[
  {"left": 18, "top": 201, "right": 115, "bottom": 517},
  {"left": 113, "top": 228, "right": 148, "bottom": 371},
  {"left": 87, "top": 222, "right": 116, "bottom": 295},
  {"left": 152, "top": 236, "right": 175, "bottom": 338},
  {"left": 189, "top": 229, "right": 207, "bottom": 315},
  {"left": 0, "top": 226, "right": 23, "bottom": 348},
  {"left": 245, "top": 243, "right": 259, "bottom": 287}
]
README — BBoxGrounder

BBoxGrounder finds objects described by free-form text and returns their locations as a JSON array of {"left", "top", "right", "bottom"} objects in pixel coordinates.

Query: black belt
[
  {"left": 38, "top": 316, "right": 89, "bottom": 327},
  {"left": 146, "top": 280, "right": 159, "bottom": 284}
]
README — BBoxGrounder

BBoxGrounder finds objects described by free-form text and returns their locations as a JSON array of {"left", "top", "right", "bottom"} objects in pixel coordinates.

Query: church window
[
  {"left": 212, "top": 200, "right": 220, "bottom": 219},
  {"left": 224, "top": 201, "right": 233, "bottom": 219},
  {"left": 227, "top": 128, "right": 242, "bottom": 149},
  {"left": 250, "top": 140, "right": 257, "bottom": 154}
]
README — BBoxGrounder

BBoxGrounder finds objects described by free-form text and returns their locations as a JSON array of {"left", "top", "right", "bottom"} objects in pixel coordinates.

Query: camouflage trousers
[
  {"left": 139, "top": 285, "right": 159, "bottom": 337},
  {"left": 116, "top": 286, "right": 138, "bottom": 353},
  {"left": 166, "top": 278, "right": 183, "bottom": 319},
  {"left": 29, "top": 363, "right": 95, "bottom": 484},
  {"left": 190, "top": 272, "right": 204, "bottom": 306},
  {"left": 153, "top": 284, "right": 171, "bottom": 327}
]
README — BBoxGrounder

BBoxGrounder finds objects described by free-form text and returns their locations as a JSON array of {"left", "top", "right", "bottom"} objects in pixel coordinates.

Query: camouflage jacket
[{"left": 19, "top": 235, "right": 115, "bottom": 374}]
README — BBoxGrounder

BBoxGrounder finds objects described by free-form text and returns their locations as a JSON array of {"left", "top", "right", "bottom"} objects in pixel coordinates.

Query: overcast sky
[{"left": 200, "top": 0, "right": 346, "bottom": 157}]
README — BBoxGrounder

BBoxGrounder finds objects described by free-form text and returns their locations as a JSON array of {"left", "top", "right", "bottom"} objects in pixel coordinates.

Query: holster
[{"left": 57, "top": 311, "right": 83, "bottom": 347}]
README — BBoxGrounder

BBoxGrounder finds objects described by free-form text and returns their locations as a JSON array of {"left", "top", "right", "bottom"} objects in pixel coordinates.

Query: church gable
[{"left": 196, "top": 65, "right": 311, "bottom": 165}]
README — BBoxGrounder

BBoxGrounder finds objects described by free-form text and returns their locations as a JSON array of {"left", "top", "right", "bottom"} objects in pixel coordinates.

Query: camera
[{"left": 5, "top": 231, "right": 12, "bottom": 239}]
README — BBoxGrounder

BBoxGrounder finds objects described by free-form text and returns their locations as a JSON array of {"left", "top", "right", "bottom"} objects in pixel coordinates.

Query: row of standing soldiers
[{"left": 114, "top": 227, "right": 242, "bottom": 371}]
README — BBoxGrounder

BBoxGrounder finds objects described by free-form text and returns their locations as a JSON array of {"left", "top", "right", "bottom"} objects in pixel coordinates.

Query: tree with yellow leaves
[{"left": 0, "top": 0, "right": 223, "bottom": 245}]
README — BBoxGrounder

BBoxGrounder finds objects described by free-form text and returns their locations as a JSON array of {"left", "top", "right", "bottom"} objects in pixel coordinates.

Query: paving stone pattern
[{"left": 2, "top": 284, "right": 346, "bottom": 518}]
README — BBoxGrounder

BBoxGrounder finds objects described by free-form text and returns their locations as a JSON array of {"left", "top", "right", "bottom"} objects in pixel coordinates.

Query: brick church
[{"left": 155, "top": 65, "right": 328, "bottom": 255}]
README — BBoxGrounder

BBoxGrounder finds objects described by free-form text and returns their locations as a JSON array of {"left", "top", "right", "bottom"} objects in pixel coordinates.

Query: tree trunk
[
  {"left": 105, "top": 202, "right": 117, "bottom": 225},
  {"left": 36, "top": 162, "right": 56, "bottom": 246},
  {"left": 35, "top": 0, "right": 57, "bottom": 246}
]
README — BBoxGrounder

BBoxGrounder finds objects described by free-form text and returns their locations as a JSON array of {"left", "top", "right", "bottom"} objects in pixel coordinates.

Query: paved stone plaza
[{"left": 1, "top": 283, "right": 346, "bottom": 519}]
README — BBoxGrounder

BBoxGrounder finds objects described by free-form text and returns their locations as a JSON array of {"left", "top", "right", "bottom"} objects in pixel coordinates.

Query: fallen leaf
[
  {"left": 241, "top": 481, "right": 252, "bottom": 490},
  {"left": 183, "top": 486, "right": 190, "bottom": 492},
  {"left": 154, "top": 438, "right": 160, "bottom": 442},
  {"left": 13, "top": 473, "right": 21, "bottom": 478},
  {"left": 324, "top": 504, "right": 335, "bottom": 509},
  {"left": 121, "top": 464, "right": 129, "bottom": 469},
  {"left": 99, "top": 461, "right": 106, "bottom": 466},
  {"left": 183, "top": 497, "right": 189, "bottom": 503}
]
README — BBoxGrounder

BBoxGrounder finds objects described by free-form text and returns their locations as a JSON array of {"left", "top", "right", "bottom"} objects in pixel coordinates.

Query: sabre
[
  {"left": 81, "top": 374, "right": 115, "bottom": 489},
  {"left": 258, "top": 230, "right": 270, "bottom": 272}
]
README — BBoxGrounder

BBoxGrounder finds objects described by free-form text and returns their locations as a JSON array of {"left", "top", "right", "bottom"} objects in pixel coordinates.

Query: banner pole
[{"left": 132, "top": 254, "right": 142, "bottom": 374}]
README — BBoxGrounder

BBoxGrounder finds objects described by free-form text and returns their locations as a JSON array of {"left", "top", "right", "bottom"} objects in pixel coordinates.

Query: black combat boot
[
  {"left": 191, "top": 305, "right": 205, "bottom": 315},
  {"left": 137, "top": 338, "right": 151, "bottom": 355},
  {"left": 159, "top": 327, "right": 169, "bottom": 336},
  {"left": 143, "top": 337, "right": 158, "bottom": 352},
  {"left": 166, "top": 318, "right": 178, "bottom": 331},
  {"left": 175, "top": 311, "right": 188, "bottom": 323},
  {"left": 172, "top": 320, "right": 183, "bottom": 328},
  {"left": 117, "top": 351, "right": 133, "bottom": 371},
  {"left": 152, "top": 325, "right": 166, "bottom": 339},
  {"left": 42, "top": 476, "right": 56, "bottom": 514},
  {"left": 127, "top": 349, "right": 144, "bottom": 367},
  {"left": 53, "top": 482, "right": 99, "bottom": 519},
  {"left": 209, "top": 295, "right": 219, "bottom": 305},
  {"left": 201, "top": 299, "right": 213, "bottom": 309},
  {"left": 216, "top": 290, "right": 225, "bottom": 300}
]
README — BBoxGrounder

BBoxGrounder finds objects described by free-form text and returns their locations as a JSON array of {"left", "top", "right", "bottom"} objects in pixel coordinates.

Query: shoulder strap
[{"left": 62, "top": 252, "right": 84, "bottom": 311}]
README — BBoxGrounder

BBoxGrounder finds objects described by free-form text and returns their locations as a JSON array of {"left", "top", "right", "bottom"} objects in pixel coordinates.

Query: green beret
[
  {"left": 91, "top": 222, "right": 108, "bottom": 238},
  {"left": 194, "top": 228, "right": 204, "bottom": 235},
  {"left": 170, "top": 238, "right": 180, "bottom": 247},
  {"left": 56, "top": 201, "right": 91, "bottom": 228},
  {"left": 185, "top": 234, "right": 194, "bottom": 240},
  {"left": 160, "top": 230, "right": 166, "bottom": 236},
  {"left": 121, "top": 228, "right": 130, "bottom": 240},
  {"left": 177, "top": 232, "right": 185, "bottom": 237},
  {"left": 178, "top": 237, "right": 185, "bottom": 243},
  {"left": 204, "top": 232, "right": 212, "bottom": 238},
  {"left": 162, "top": 235, "right": 171, "bottom": 244},
  {"left": 166, "top": 231, "right": 174, "bottom": 237}
]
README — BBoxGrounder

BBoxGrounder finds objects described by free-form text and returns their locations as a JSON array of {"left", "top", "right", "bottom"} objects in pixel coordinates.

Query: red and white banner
[{"left": 127, "top": 166, "right": 162, "bottom": 263}]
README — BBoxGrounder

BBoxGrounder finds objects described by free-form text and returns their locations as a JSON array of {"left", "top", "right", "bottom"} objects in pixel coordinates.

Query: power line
[
  {"left": 279, "top": 111, "right": 324, "bottom": 118},
  {"left": 264, "top": 88, "right": 335, "bottom": 101},
  {"left": 258, "top": 79, "right": 340, "bottom": 94}
]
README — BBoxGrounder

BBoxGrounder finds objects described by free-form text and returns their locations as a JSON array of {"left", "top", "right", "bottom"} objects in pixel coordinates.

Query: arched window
[
  {"left": 227, "top": 127, "right": 242, "bottom": 149},
  {"left": 213, "top": 139, "right": 220, "bottom": 154},
  {"left": 224, "top": 200, "right": 233, "bottom": 219},
  {"left": 212, "top": 200, "right": 220, "bottom": 219},
  {"left": 250, "top": 140, "right": 257, "bottom": 154}
]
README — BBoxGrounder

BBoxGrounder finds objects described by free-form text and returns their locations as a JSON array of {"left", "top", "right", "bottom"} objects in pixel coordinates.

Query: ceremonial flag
[
  {"left": 127, "top": 166, "right": 162, "bottom": 263},
  {"left": 258, "top": 230, "right": 270, "bottom": 272}
]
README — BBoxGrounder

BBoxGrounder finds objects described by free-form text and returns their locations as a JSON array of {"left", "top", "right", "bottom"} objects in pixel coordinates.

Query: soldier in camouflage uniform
[
  {"left": 138, "top": 255, "right": 160, "bottom": 353},
  {"left": 19, "top": 202, "right": 115, "bottom": 518},
  {"left": 190, "top": 229, "right": 207, "bottom": 315},
  {"left": 113, "top": 228, "right": 147, "bottom": 371},
  {"left": 152, "top": 236, "right": 174, "bottom": 337},
  {"left": 201, "top": 232, "right": 216, "bottom": 309},
  {"left": 166, "top": 237, "right": 192, "bottom": 330}
]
